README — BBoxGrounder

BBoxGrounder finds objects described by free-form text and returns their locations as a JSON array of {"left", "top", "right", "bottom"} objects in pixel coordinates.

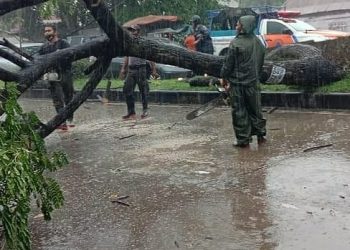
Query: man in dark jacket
[
  {"left": 191, "top": 15, "right": 214, "bottom": 54},
  {"left": 119, "top": 24, "right": 158, "bottom": 120},
  {"left": 38, "top": 24, "right": 74, "bottom": 130},
  {"left": 220, "top": 15, "right": 266, "bottom": 147}
]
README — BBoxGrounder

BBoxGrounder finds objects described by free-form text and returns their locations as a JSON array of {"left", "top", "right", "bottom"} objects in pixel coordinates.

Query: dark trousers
[
  {"left": 230, "top": 85, "right": 266, "bottom": 144},
  {"left": 123, "top": 67, "right": 149, "bottom": 114},
  {"left": 48, "top": 72, "right": 74, "bottom": 121}
]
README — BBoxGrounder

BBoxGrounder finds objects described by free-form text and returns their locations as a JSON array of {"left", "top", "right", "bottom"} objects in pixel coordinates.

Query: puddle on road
[
  {"left": 266, "top": 151, "right": 350, "bottom": 250},
  {"left": 19, "top": 99, "right": 350, "bottom": 249}
]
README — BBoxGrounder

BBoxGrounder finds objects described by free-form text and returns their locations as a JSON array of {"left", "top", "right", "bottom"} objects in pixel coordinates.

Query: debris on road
[
  {"left": 110, "top": 195, "right": 131, "bottom": 207},
  {"left": 303, "top": 144, "right": 333, "bottom": 152},
  {"left": 119, "top": 134, "right": 136, "bottom": 140}
]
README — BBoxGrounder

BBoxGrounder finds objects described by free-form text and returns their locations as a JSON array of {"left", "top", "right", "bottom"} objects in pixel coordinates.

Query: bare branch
[
  {"left": 0, "top": 48, "right": 28, "bottom": 68},
  {"left": 0, "top": 38, "right": 33, "bottom": 61},
  {"left": 0, "top": 67, "right": 19, "bottom": 81}
]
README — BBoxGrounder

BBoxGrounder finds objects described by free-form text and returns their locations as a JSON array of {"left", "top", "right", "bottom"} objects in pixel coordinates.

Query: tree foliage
[
  {"left": 4, "top": 0, "right": 222, "bottom": 42},
  {"left": 0, "top": 85, "right": 68, "bottom": 249}
]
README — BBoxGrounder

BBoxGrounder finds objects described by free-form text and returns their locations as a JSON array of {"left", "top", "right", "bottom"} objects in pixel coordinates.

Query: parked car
[
  {"left": 0, "top": 42, "right": 42, "bottom": 73},
  {"left": 104, "top": 57, "right": 192, "bottom": 80},
  {"left": 208, "top": 7, "right": 350, "bottom": 55}
]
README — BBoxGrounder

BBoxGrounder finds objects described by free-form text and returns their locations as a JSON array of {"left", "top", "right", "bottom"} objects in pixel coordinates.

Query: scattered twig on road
[
  {"left": 96, "top": 94, "right": 109, "bottom": 104},
  {"left": 303, "top": 143, "right": 333, "bottom": 152},
  {"left": 167, "top": 122, "right": 188, "bottom": 130},
  {"left": 268, "top": 128, "right": 281, "bottom": 131},
  {"left": 115, "top": 195, "right": 129, "bottom": 200},
  {"left": 267, "top": 107, "right": 278, "bottom": 114},
  {"left": 110, "top": 195, "right": 131, "bottom": 206},
  {"left": 167, "top": 122, "right": 178, "bottom": 129},
  {"left": 114, "top": 200, "right": 130, "bottom": 206},
  {"left": 119, "top": 134, "right": 136, "bottom": 140}
]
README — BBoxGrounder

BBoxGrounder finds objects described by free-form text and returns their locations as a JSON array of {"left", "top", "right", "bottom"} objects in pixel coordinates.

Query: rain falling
[{"left": 1, "top": 0, "right": 350, "bottom": 249}]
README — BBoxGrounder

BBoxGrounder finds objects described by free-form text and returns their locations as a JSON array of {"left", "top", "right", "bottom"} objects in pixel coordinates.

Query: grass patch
[
  {"left": 260, "top": 84, "right": 298, "bottom": 92},
  {"left": 2, "top": 76, "right": 350, "bottom": 93},
  {"left": 75, "top": 78, "right": 217, "bottom": 91},
  {"left": 318, "top": 77, "right": 350, "bottom": 93}
]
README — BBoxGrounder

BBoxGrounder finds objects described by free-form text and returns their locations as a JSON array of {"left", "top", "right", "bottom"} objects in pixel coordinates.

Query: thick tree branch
[
  {"left": 82, "top": 0, "right": 123, "bottom": 55},
  {"left": 0, "top": 48, "right": 28, "bottom": 68},
  {"left": 17, "top": 38, "right": 110, "bottom": 92},
  {"left": 81, "top": 0, "right": 223, "bottom": 76},
  {"left": 0, "top": 38, "right": 33, "bottom": 60},
  {"left": 0, "top": 67, "right": 19, "bottom": 82}
]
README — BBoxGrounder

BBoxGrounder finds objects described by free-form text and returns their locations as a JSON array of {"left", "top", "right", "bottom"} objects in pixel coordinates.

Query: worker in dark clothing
[
  {"left": 38, "top": 24, "right": 74, "bottom": 130},
  {"left": 119, "top": 24, "right": 158, "bottom": 120},
  {"left": 220, "top": 15, "right": 266, "bottom": 148},
  {"left": 191, "top": 15, "right": 214, "bottom": 54}
]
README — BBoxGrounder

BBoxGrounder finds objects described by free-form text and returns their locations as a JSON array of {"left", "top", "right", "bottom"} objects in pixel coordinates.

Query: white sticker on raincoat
[{"left": 266, "top": 65, "right": 286, "bottom": 84}]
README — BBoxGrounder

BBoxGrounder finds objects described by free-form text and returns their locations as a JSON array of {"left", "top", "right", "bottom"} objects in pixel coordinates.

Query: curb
[{"left": 23, "top": 88, "right": 350, "bottom": 110}]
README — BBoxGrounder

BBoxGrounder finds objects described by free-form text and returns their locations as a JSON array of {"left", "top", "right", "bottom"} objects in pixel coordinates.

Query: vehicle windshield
[{"left": 288, "top": 20, "right": 316, "bottom": 31}]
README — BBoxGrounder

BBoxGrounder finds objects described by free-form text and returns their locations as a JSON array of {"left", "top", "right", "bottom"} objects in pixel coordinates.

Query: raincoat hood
[{"left": 239, "top": 15, "right": 256, "bottom": 34}]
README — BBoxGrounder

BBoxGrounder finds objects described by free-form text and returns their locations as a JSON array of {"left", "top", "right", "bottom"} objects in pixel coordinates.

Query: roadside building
[{"left": 286, "top": 0, "right": 350, "bottom": 32}]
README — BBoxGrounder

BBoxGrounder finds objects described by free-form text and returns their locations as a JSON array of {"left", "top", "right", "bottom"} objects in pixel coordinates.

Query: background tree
[{"left": 1, "top": 0, "right": 222, "bottom": 42}]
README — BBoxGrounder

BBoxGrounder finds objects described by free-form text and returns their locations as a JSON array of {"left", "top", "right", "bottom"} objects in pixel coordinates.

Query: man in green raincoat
[{"left": 220, "top": 15, "right": 266, "bottom": 147}]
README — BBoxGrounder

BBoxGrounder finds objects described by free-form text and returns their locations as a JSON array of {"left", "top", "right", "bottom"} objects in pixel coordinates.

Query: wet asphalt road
[{"left": 20, "top": 98, "right": 350, "bottom": 250}]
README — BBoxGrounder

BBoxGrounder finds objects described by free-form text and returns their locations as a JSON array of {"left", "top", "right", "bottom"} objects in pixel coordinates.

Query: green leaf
[{"left": 0, "top": 84, "right": 68, "bottom": 250}]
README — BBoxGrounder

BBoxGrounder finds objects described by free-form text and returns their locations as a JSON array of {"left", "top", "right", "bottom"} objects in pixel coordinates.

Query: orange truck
[{"left": 208, "top": 7, "right": 350, "bottom": 55}]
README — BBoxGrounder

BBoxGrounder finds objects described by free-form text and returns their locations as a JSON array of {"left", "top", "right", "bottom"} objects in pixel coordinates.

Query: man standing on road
[
  {"left": 220, "top": 15, "right": 266, "bottom": 148},
  {"left": 191, "top": 15, "right": 214, "bottom": 54},
  {"left": 119, "top": 24, "right": 158, "bottom": 120},
  {"left": 38, "top": 24, "right": 74, "bottom": 130}
]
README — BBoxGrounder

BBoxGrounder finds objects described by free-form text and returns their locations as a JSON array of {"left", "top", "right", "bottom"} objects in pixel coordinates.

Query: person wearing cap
[
  {"left": 191, "top": 15, "right": 214, "bottom": 54},
  {"left": 220, "top": 15, "right": 266, "bottom": 148},
  {"left": 119, "top": 24, "right": 158, "bottom": 120}
]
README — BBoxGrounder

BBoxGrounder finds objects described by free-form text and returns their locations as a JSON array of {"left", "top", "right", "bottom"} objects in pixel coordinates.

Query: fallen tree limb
[
  {"left": 0, "top": 38, "right": 33, "bottom": 60},
  {"left": 303, "top": 144, "right": 333, "bottom": 153}
]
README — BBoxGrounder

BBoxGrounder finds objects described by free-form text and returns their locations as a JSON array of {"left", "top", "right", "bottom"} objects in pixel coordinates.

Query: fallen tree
[
  {"left": 0, "top": 0, "right": 347, "bottom": 139},
  {"left": 0, "top": 0, "right": 224, "bottom": 138},
  {"left": 262, "top": 44, "right": 345, "bottom": 86}
]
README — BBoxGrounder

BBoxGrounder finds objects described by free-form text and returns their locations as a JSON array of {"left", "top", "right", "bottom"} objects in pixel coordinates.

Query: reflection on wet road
[{"left": 20, "top": 99, "right": 350, "bottom": 250}]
